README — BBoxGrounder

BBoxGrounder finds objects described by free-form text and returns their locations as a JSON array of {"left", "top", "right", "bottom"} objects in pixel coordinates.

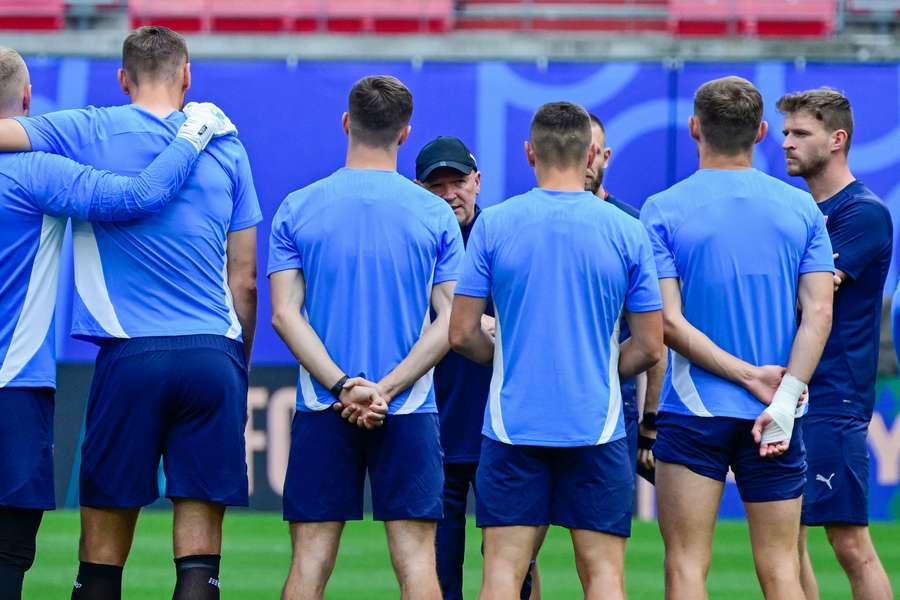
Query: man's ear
[
  {"left": 688, "top": 115, "right": 701, "bottom": 143},
  {"left": 117, "top": 67, "right": 130, "bottom": 96},
  {"left": 832, "top": 129, "right": 850, "bottom": 154},
  {"left": 754, "top": 120, "right": 768, "bottom": 145},
  {"left": 22, "top": 83, "right": 31, "bottom": 116},
  {"left": 397, "top": 124, "right": 412, "bottom": 147},
  {"left": 472, "top": 170, "right": 481, "bottom": 195},
  {"left": 524, "top": 141, "right": 536, "bottom": 167},
  {"left": 601, "top": 147, "right": 612, "bottom": 169},
  {"left": 341, "top": 112, "right": 351, "bottom": 136},
  {"left": 182, "top": 62, "right": 191, "bottom": 93}
]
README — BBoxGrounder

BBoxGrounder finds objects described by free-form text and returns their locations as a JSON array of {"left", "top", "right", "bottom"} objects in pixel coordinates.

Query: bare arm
[
  {"left": 269, "top": 268, "right": 386, "bottom": 426},
  {"left": 377, "top": 281, "right": 457, "bottom": 402},
  {"left": 637, "top": 349, "right": 667, "bottom": 471},
  {"left": 227, "top": 227, "right": 257, "bottom": 365},
  {"left": 751, "top": 271, "right": 833, "bottom": 456},
  {"left": 659, "top": 278, "right": 786, "bottom": 404},
  {"left": 643, "top": 351, "right": 667, "bottom": 416},
  {"left": 618, "top": 310, "right": 663, "bottom": 380},
  {"left": 0, "top": 119, "right": 32, "bottom": 152},
  {"left": 784, "top": 271, "right": 834, "bottom": 382},
  {"left": 270, "top": 268, "right": 343, "bottom": 387},
  {"left": 449, "top": 294, "right": 493, "bottom": 364}
]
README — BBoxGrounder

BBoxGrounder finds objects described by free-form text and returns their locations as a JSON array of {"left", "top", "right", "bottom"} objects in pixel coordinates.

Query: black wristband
[
  {"left": 638, "top": 434, "right": 656, "bottom": 450},
  {"left": 641, "top": 411, "right": 658, "bottom": 431},
  {"left": 329, "top": 374, "right": 349, "bottom": 399}
]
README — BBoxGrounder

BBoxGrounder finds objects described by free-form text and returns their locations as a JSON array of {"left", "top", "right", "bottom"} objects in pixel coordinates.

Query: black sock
[
  {"left": 71, "top": 561, "right": 123, "bottom": 600},
  {"left": 0, "top": 507, "right": 43, "bottom": 600},
  {"left": 0, "top": 564, "right": 25, "bottom": 600},
  {"left": 173, "top": 554, "right": 220, "bottom": 600}
]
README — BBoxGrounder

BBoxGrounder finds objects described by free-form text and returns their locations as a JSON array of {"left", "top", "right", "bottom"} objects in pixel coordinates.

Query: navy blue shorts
[
  {"left": 80, "top": 335, "right": 249, "bottom": 509},
  {"left": 653, "top": 412, "right": 805, "bottom": 503},
  {"left": 476, "top": 437, "right": 633, "bottom": 537},
  {"left": 283, "top": 410, "right": 443, "bottom": 522},
  {"left": 0, "top": 388, "right": 54, "bottom": 510},
  {"left": 801, "top": 415, "right": 870, "bottom": 526}
]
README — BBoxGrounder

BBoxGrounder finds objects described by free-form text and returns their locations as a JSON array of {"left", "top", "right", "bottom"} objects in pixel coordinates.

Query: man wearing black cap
[{"left": 416, "top": 136, "right": 538, "bottom": 600}]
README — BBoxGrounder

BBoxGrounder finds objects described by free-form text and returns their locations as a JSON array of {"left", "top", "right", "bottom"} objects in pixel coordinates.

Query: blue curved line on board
[{"left": 477, "top": 62, "right": 641, "bottom": 206}]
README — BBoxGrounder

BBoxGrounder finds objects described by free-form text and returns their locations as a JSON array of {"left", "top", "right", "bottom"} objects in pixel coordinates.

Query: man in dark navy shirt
[
  {"left": 416, "top": 137, "right": 538, "bottom": 600},
  {"left": 586, "top": 113, "right": 667, "bottom": 484},
  {"left": 779, "top": 88, "right": 893, "bottom": 600}
]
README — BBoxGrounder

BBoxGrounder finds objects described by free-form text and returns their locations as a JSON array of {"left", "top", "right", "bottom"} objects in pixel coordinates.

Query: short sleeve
[
  {"left": 15, "top": 107, "right": 99, "bottom": 156},
  {"left": 625, "top": 227, "right": 663, "bottom": 313},
  {"left": 828, "top": 200, "right": 892, "bottom": 280},
  {"left": 228, "top": 141, "right": 263, "bottom": 232},
  {"left": 455, "top": 215, "right": 492, "bottom": 298},
  {"left": 433, "top": 207, "right": 464, "bottom": 284},
  {"left": 800, "top": 208, "right": 836, "bottom": 275},
  {"left": 266, "top": 199, "right": 303, "bottom": 276},
  {"left": 640, "top": 198, "right": 678, "bottom": 279}
]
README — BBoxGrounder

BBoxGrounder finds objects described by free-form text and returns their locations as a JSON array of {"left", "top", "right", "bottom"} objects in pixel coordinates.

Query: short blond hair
[{"left": 0, "top": 47, "right": 27, "bottom": 113}]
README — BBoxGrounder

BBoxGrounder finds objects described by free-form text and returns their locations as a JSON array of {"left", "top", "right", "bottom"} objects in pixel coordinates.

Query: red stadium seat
[
  {"left": 129, "top": 0, "right": 208, "bottom": 32},
  {"left": 209, "top": 0, "right": 319, "bottom": 32},
  {"left": 325, "top": 0, "right": 453, "bottom": 33},
  {"left": 455, "top": 0, "right": 668, "bottom": 32},
  {"left": 0, "top": 0, "right": 64, "bottom": 30},
  {"left": 129, "top": 0, "right": 452, "bottom": 34},
  {"left": 668, "top": 0, "right": 836, "bottom": 37}
]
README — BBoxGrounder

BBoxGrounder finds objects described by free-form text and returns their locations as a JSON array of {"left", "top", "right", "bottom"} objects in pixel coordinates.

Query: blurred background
[{"left": 3, "top": 0, "right": 899, "bottom": 520}]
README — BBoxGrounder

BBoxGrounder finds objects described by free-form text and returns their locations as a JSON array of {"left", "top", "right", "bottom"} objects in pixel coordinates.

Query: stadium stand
[
  {"left": 455, "top": 0, "right": 669, "bottom": 32},
  {"left": 0, "top": 0, "right": 65, "bottom": 30},
  {"left": 668, "top": 0, "right": 838, "bottom": 37},
  {"left": 128, "top": 0, "right": 454, "bottom": 33},
  {"left": 0, "top": 0, "right": 884, "bottom": 37}
]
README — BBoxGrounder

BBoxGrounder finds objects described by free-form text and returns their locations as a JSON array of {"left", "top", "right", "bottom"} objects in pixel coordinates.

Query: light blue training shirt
[
  {"left": 456, "top": 188, "right": 663, "bottom": 447},
  {"left": 641, "top": 168, "right": 834, "bottom": 420},
  {"left": 16, "top": 105, "right": 261, "bottom": 343},
  {"left": 267, "top": 168, "right": 464, "bottom": 415}
]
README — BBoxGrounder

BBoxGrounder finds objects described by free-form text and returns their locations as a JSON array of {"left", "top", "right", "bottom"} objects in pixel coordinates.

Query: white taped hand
[
  {"left": 760, "top": 373, "right": 806, "bottom": 445},
  {"left": 176, "top": 102, "right": 238, "bottom": 153}
]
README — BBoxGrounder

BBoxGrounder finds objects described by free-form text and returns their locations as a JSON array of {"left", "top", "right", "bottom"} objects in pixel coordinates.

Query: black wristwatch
[
  {"left": 641, "top": 411, "right": 658, "bottom": 431},
  {"left": 329, "top": 374, "right": 350, "bottom": 399}
]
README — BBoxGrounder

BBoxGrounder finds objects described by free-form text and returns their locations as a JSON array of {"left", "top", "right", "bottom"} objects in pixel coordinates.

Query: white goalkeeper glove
[
  {"left": 760, "top": 373, "right": 806, "bottom": 445},
  {"left": 176, "top": 101, "right": 237, "bottom": 153}
]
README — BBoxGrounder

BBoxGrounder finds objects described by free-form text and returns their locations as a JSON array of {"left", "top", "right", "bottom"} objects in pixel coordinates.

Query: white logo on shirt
[{"left": 816, "top": 472, "right": 836, "bottom": 490}]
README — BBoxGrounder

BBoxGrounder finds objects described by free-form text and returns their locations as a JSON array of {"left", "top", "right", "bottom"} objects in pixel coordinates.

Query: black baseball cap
[{"left": 415, "top": 136, "right": 478, "bottom": 181}]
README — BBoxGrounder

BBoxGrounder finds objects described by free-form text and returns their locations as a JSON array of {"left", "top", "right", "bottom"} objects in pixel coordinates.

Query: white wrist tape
[{"left": 761, "top": 373, "right": 806, "bottom": 445}]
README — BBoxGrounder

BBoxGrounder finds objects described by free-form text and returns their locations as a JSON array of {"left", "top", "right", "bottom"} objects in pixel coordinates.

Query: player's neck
[
  {"left": 698, "top": 146, "right": 753, "bottom": 170},
  {"left": 128, "top": 85, "right": 183, "bottom": 118},
  {"left": 345, "top": 143, "right": 398, "bottom": 172},
  {"left": 535, "top": 165, "right": 587, "bottom": 192},
  {"left": 805, "top": 160, "right": 855, "bottom": 203},
  {"left": 595, "top": 185, "right": 609, "bottom": 200}
]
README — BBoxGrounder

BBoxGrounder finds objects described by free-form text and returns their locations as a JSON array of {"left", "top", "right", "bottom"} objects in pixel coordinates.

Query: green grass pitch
[{"left": 25, "top": 511, "right": 899, "bottom": 598}]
